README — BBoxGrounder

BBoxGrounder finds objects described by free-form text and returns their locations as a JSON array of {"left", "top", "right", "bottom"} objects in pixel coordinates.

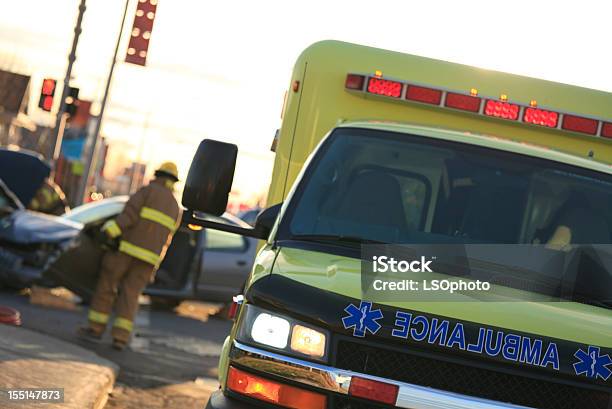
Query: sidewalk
[{"left": 0, "top": 324, "right": 118, "bottom": 409}]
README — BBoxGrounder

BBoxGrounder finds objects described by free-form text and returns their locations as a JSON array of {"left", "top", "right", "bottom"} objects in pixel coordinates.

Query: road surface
[{"left": 0, "top": 289, "right": 231, "bottom": 408}]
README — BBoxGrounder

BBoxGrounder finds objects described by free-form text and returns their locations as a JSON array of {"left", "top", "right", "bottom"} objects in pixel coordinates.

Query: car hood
[
  {"left": 0, "top": 210, "right": 82, "bottom": 244},
  {"left": 0, "top": 149, "right": 51, "bottom": 205},
  {"left": 271, "top": 246, "right": 612, "bottom": 347}
]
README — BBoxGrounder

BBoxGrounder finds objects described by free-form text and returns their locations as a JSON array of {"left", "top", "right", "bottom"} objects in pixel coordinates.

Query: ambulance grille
[{"left": 335, "top": 341, "right": 610, "bottom": 409}]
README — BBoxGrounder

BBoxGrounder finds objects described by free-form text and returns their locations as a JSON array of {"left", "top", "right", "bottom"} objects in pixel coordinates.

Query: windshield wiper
[{"left": 290, "top": 234, "right": 385, "bottom": 246}]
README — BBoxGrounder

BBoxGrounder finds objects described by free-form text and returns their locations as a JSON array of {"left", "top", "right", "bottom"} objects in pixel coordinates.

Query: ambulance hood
[
  {"left": 243, "top": 246, "right": 612, "bottom": 388},
  {"left": 268, "top": 246, "right": 612, "bottom": 348}
]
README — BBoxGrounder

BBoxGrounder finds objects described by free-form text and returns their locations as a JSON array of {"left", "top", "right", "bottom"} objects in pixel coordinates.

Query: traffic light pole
[
  {"left": 52, "top": 0, "right": 86, "bottom": 164},
  {"left": 76, "top": 0, "right": 130, "bottom": 205}
]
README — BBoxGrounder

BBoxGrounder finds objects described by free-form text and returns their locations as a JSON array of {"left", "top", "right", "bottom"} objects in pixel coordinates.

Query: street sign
[{"left": 125, "top": 0, "right": 158, "bottom": 66}]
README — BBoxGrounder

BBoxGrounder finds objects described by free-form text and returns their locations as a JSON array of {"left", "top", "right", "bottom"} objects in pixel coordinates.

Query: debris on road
[
  {"left": 29, "top": 285, "right": 81, "bottom": 311},
  {"left": 174, "top": 301, "right": 224, "bottom": 322}
]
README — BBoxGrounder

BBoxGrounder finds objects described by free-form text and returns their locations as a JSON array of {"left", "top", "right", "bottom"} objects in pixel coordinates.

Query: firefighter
[
  {"left": 29, "top": 178, "right": 70, "bottom": 215},
  {"left": 78, "top": 162, "right": 182, "bottom": 350}
]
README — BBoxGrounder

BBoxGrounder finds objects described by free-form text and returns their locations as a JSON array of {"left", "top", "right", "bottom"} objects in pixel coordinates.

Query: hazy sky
[{"left": 1, "top": 0, "right": 611, "bottom": 200}]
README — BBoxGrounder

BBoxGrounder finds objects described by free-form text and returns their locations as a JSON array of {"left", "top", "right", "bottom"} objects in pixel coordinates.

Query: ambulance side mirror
[{"left": 182, "top": 139, "right": 237, "bottom": 216}]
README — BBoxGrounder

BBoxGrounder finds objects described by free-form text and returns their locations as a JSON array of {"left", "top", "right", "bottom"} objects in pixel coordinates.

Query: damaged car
[{"left": 0, "top": 178, "right": 81, "bottom": 289}]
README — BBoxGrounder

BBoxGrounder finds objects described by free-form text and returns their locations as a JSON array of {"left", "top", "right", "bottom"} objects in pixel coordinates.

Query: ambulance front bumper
[{"left": 208, "top": 340, "right": 532, "bottom": 409}]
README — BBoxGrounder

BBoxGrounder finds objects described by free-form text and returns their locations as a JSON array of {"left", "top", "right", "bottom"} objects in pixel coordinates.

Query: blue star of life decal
[
  {"left": 573, "top": 346, "right": 612, "bottom": 381},
  {"left": 342, "top": 301, "right": 384, "bottom": 337}
]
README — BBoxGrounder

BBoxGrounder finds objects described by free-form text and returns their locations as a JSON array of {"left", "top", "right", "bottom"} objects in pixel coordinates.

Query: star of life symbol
[
  {"left": 342, "top": 301, "right": 384, "bottom": 337},
  {"left": 573, "top": 346, "right": 612, "bottom": 381}
]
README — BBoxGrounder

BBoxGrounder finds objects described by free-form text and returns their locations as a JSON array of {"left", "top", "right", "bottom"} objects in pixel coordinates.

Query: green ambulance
[{"left": 182, "top": 41, "right": 612, "bottom": 409}]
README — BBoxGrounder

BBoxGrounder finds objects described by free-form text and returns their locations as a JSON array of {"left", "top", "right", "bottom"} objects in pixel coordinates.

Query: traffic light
[
  {"left": 38, "top": 78, "right": 57, "bottom": 112},
  {"left": 125, "top": 0, "right": 158, "bottom": 66},
  {"left": 65, "top": 87, "right": 80, "bottom": 118}
]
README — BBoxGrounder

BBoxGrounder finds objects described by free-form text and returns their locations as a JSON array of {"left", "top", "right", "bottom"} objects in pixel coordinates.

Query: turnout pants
[{"left": 87, "top": 250, "right": 154, "bottom": 343}]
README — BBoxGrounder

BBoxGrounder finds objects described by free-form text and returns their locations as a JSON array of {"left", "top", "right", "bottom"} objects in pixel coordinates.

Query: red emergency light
[
  {"left": 523, "top": 107, "right": 559, "bottom": 128},
  {"left": 602, "top": 122, "right": 612, "bottom": 138},
  {"left": 406, "top": 85, "right": 442, "bottom": 105},
  {"left": 367, "top": 77, "right": 403, "bottom": 98},
  {"left": 561, "top": 114, "right": 598, "bottom": 136},
  {"left": 345, "top": 74, "right": 365, "bottom": 90},
  {"left": 484, "top": 100, "right": 520, "bottom": 120},
  {"left": 445, "top": 92, "right": 481, "bottom": 113},
  {"left": 345, "top": 73, "right": 612, "bottom": 139},
  {"left": 349, "top": 376, "right": 399, "bottom": 405}
]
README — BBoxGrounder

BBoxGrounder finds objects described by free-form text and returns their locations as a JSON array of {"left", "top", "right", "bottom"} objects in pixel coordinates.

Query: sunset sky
[{"left": 1, "top": 0, "right": 611, "bottom": 202}]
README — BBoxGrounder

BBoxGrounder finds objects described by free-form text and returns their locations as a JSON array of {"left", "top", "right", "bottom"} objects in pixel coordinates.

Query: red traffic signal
[
  {"left": 38, "top": 78, "right": 57, "bottom": 112},
  {"left": 125, "top": 0, "right": 158, "bottom": 66}
]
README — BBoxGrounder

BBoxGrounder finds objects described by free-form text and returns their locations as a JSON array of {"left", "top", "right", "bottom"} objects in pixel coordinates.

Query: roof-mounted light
[
  {"left": 405, "top": 85, "right": 442, "bottom": 105},
  {"left": 523, "top": 107, "right": 559, "bottom": 128},
  {"left": 345, "top": 74, "right": 365, "bottom": 91},
  {"left": 484, "top": 100, "right": 520, "bottom": 121},
  {"left": 367, "top": 77, "right": 403, "bottom": 98},
  {"left": 601, "top": 122, "right": 612, "bottom": 138},
  {"left": 444, "top": 92, "right": 481, "bottom": 112},
  {"left": 344, "top": 72, "right": 612, "bottom": 139},
  {"left": 561, "top": 114, "right": 598, "bottom": 136}
]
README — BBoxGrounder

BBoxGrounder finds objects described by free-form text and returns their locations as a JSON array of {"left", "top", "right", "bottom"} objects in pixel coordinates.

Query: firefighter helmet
[{"left": 155, "top": 161, "right": 179, "bottom": 181}]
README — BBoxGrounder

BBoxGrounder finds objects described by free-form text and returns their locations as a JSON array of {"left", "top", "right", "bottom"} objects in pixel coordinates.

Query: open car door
[
  {"left": 43, "top": 225, "right": 104, "bottom": 302},
  {"left": 146, "top": 224, "right": 199, "bottom": 293},
  {"left": 44, "top": 221, "right": 199, "bottom": 303}
]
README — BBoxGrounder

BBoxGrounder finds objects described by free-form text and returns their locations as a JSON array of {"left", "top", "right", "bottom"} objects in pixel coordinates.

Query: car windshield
[
  {"left": 64, "top": 198, "right": 127, "bottom": 225},
  {"left": 280, "top": 127, "right": 612, "bottom": 246}
]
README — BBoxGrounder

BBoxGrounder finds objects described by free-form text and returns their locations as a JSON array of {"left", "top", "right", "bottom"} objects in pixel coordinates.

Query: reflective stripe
[
  {"left": 41, "top": 189, "right": 53, "bottom": 204},
  {"left": 140, "top": 207, "right": 176, "bottom": 231},
  {"left": 113, "top": 317, "right": 133, "bottom": 332},
  {"left": 103, "top": 220, "right": 122, "bottom": 238},
  {"left": 88, "top": 310, "right": 109, "bottom": 324},
  {"left": 119, "top": 240, "right": 160, "bottom": 265}
]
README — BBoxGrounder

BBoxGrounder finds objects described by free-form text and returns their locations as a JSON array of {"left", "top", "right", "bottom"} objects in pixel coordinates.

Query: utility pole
[
  {"left": 76, "top": 0, "right": 131, "bottom": 204},
  {"left": 51, "top": 0, "right": 86, "bottom": 164}
]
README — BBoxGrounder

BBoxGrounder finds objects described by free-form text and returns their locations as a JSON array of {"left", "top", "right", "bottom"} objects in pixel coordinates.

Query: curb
[{"left": 0, "top": 324, "right": 118, "bottom": 409}]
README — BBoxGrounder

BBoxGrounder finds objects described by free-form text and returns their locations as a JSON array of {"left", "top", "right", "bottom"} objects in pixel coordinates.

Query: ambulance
[{"left": 182, "top": 41, "right": 612, "bottom": 409}]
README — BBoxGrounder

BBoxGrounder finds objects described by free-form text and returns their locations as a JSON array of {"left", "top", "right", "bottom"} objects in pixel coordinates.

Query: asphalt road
[{"left": 0, "top": 289, "right": 232, "bottom": 408}]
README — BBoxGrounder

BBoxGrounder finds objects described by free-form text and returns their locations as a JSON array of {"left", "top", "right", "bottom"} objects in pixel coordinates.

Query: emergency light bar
[{"left": 345, "top": 73, "right": 612, "bottom": 139}]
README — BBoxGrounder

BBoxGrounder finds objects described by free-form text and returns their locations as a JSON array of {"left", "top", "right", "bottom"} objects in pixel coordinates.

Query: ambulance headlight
[
  {"left": 251, "top": 313, "right": 290, "bottom": 349},
  {"left": 291, "top": 325, "right": 326, "bottom": 358},
  {"left": 237, "top": 305, "right": 328, "bottom": 361}
]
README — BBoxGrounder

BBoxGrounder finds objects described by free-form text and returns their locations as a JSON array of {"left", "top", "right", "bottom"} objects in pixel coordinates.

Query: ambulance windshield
[{"left": 281, "top": 127, "right": 612, "bottom": 247}]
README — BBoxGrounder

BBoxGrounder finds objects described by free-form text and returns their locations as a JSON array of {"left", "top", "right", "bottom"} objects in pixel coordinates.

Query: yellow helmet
[{"left": 155, "top": 161, "right": 179, "bottom": 181}]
